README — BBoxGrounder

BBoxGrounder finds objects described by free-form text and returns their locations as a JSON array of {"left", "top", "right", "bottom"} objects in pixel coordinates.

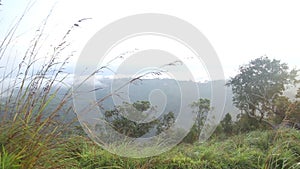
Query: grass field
[{"left": 1, "top": 123, "right": 300, "bottom": 169}]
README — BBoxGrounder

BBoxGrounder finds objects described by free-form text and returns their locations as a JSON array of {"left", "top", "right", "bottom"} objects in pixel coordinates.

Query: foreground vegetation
[
  {"left": 64, "top": 128, "right": 300, "bottom": 169},
  {"left": 1, "top": 127, "right": 299, "bottom": 168}
]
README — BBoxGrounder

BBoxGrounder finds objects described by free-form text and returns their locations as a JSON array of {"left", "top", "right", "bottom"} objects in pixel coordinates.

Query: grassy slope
[
  {"left": 9, "top": 128, "right": 295, "bottom": 169},
  {"left": 0, "top": 99, "right": 299, "bottom": 169}
]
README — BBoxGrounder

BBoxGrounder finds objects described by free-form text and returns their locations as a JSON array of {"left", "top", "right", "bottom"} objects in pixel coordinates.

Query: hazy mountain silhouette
[{"left": 93, "top": 78, "right": 240, "bottom": 120}]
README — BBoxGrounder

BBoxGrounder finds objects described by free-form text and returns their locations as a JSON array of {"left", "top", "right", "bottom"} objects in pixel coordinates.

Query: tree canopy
[
  {"left": 226, "top": 57, "right": 299, "bottom": 127},
  {"left": 183, "top": 98, "right": 211, "bottom": 143},
  {"left": 104, "top": 101, "right": 158, "bottom": 137}
]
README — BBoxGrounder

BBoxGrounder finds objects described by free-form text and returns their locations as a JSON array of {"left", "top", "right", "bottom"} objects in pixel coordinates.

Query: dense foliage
[{"left": 226, "top": 57, "right": 299, "bottom": 128}]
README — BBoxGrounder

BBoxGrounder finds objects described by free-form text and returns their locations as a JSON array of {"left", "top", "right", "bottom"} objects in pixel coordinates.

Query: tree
[
  {"left": 226, "top": 57, "right": 299, "bottom": 128},
  {"left": 183, "top": 98, "right": 211, "bottom": 143},
  {"left": 272, "top": 95, "right": 291, "bottom": 124},
  {"left": 275, "top": 89, "right": 300, "bottom": 128},
  {"left": 156, "top": 111, "right": 175, "bottom": 134},
  {"left": 234, "top": 113, "right": 265, "bottom": 134},
  {"left": 213, "top": 113, "right": 234, "bottom": 139},
  {"left": 191, "top": 98, "right": 211, "bottom": 131},
  {"left": 220, "top": 113, "right": 233, "bottom": 135},
  {"left": 105, "top": 101, "right": 178, "bottom": 137},
  {"left": 104, "top": 101, "right": 159, "bottom": 137},
  {"left": 291, "top": 88, "right": 300, "bottom": 127}
]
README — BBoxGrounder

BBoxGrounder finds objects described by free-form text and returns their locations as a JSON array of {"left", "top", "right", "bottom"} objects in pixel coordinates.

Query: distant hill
[
  {"left": 93, "top": 78, "right": 240, "bottom": 120},
  {"left": 4, "top": 78, "right": 299, "bottom": 123}
]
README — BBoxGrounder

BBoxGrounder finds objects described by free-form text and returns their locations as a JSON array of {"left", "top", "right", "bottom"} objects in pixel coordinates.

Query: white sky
[{"left": 1, "top": 0, "right": 300, "bottom": 80}]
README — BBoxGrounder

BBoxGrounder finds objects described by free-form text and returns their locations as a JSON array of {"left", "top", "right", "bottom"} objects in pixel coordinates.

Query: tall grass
[
  {"left": 57, "top": 129, "right": 299, "bottom": 169},
  {"left": 0, "top": 4, "right": 81, "bottom": 168}
]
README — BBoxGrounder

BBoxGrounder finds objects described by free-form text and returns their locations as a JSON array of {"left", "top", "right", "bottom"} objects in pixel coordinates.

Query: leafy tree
[
  {"left": 272, "top": 96, "right": 290, "bottom": 124},
  {"left": 104, "top": 101, "right": 159, "bottom": 137},
  {"left": 220, "top": 113, "right": 233, "bottom": 135},
  {"left": 291, "top": 88, "right": 300, "bottom": 126},
  {"left": 286, "top": 102, "right": 300, "bottom": 125},
  {"left": 156, "top": 111, "right": 175, "bottom": 134},
  {"left": 183, "top": 98, "right": 211, "bottom": 143},
  {"left": 191, "top": 98, "right": 211, "bottom": 132},
  {"left": 226, "top": 57, "right": 299, "bottom": 128},
  {"left": 105, "top": 101, "right": 178, "bottom": 137},
  {"left": 132, "top": 101, "right": 151, "bottom": 112},
  {"left": 234, "top": 113, "right": 264, "bottom": 134},
  {"left": 283, "top": 89, "right": 300, "bottom": 127},
  {"left": 213, "top": 113, "right": 234, "bottom": 139},
  {"left": 267, "top": 88, "right": 300, "bottom": 129}
]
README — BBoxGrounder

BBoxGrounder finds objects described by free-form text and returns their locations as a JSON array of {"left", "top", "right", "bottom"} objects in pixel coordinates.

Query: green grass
[
  {"left": 2, "top": 105, "right": 299, "bottom": 169},
  {"left": 33, "top": 128, "right": 297, "bottom": 169}
]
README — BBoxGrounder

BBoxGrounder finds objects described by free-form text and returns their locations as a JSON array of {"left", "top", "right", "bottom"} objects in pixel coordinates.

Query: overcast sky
[{"left": 1, "top": 0, "right": 300, "bottom": 81}]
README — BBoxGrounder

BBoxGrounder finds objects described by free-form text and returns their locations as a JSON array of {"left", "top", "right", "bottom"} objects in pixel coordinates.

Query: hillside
[{"left": 2, "top": 128, "right": 298, "bottom": 168}]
